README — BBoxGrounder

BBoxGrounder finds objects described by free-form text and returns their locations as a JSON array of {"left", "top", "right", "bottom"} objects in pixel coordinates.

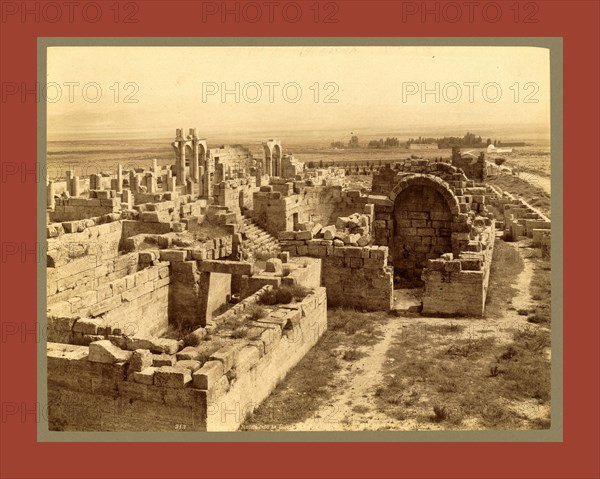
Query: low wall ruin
[{"left": 47, "top": 283, "right": 327, "bottom": 432}]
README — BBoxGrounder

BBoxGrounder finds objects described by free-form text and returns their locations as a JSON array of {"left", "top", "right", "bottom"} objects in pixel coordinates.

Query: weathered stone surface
[
  {"left": 132, "top": 366, "right": 157, "bottom": 385},
  {"left": 130, "top": 349, "right": 153, "bottom": 372},
  {"left": 154, "top": 366, "right": 192, "bottom": 388},
  {"left": 265, "top": 258, "right": 283, "bottom": 274},
  {"left": 192, "top": 361, "right": 224, "bottom": 390},
  {"left": 175, "top": 360, "right": 201, "bottom": 372},
  {"left": 209, "top": 345, "right": 240, "bottom": 373},
  {"left": 88, "top": 340, "right": 132, "bottom": 364},
  {"left": 176, "top": 346, "right": 202, "bottom": 361},
  {"left": 152, "top": 354, "right": 175, "bottom": 367}
]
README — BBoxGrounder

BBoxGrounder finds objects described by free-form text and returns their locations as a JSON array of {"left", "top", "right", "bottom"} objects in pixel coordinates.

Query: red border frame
[{"left": 1, "top": 1, "right": 599, "bottom": 478}]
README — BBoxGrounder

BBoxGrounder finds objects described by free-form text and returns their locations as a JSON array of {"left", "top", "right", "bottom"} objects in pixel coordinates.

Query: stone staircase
[{"left": 239, "top": 216, "right": 281, "bottom": 261}]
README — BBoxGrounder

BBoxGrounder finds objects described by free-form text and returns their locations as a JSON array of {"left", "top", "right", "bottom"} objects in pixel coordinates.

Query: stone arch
[
  {"left": 388, "top": 174, "right": 460, "bottom": 284},
  {"left": 262, "top": 139, "right": 282, "bottom": 177}
]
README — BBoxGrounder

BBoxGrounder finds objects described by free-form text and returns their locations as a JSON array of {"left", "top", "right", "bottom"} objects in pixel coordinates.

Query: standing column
[
  {"left": 117, "top": 164, "right": 123, "bottom": 193},
  {"left": 47, "top": 180, "right": 55, "bottom": 209},
  {"left": 71, "top": 176, "right": 81, "bottom": 197},
  {"left": 203, "top": 156, "right": 212, "bottom": 199},
  {"left": 190, "top": 128, "right": 199, "bottom": 182}
]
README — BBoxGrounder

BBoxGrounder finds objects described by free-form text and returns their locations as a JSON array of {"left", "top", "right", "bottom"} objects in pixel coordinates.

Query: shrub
[
  {"left": 431, "top": 405, "right": 449, "bottom": 422},
  {"left": 499, "top": 346, "right": 517, "bottom": 360},
  {"left": 342, "top": 348, "right": 361, "bottom": 361},
  {"left": 245, "top": 304, "right": 266, "bottom": 321},
  {"left": 183, "top": 332, "right": 201, "bottom": 348},
  {"left": 230, "top": 328, "right": 248, "bottom": 339},
  {"left": 258, "top": 285, "right": 310, "bottom": 306},
  {"left": 259, "top": 287, "right": 293, "bottom": 305},
  {"left": 481, "top": 403, "right": 509, "bottom": 426}
]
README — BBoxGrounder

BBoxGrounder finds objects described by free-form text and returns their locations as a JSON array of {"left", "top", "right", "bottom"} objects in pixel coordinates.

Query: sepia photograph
[{"left": 43, "top": 42, "right": 554, "bottom": 434}]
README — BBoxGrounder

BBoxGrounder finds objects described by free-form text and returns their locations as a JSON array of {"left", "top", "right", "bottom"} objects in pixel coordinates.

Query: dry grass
[
  {"left": 486, "top": 174, "right": 551, "bottom": 217},
  {"left": 485, "top": 239, "right": 525, "bottom": 319},
  {"left": 374, "top": 324, "right": 550, "bottom": 428},
  {"left": 241, "top": 308, "right": 386, "bottom": 429},
  {"left": 527, "top": 259, "right": 551, "bottom": 325}
]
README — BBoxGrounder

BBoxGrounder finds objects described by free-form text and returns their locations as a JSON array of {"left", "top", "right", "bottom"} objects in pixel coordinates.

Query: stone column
[
  {"left": 131, "top": 174, "right": 141, "bottom": 193},
  {"left": 203, "top": 157, "right": 212, "bottom": 199},
  {"left": 198, "top": 165, "right": 205, "bottom": 196},
  {"left": 147, "top": 173, "right": 157, "bottom": 193},
  {"left": 117, "top": 164, "right": 123, "bottom": 193},
  {"left": 122, "top": 189, "right": 133, "bottom": 210},
  {"left": 190, "top": 129, "right": 200, "bottom": 182},
  {"left": 70, "top": 176, "right": 81, "bottom": 197},
  {"left": 47, "top": 180, "right": 55, "bottom": 209}
]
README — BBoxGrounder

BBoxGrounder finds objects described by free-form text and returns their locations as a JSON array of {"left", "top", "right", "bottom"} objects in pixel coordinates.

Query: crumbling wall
[
  {"left": 47, "top": 216, "right": 130, "bottom": 307},
  {"left": 48, "top": 261, "right": 171, "bottom": 342},
  {"left": 47, "top": 285, "right": 327, "bottom": 432},
  {"left": 50, "top": 193, "right": 120, "bottom": 222},
  {"left": 279, "top": 232, "right": 393, "bottom": 311},
  {"left": 421, "top": 221, "right": 495, "bottom": 317},
  {"left": 252, "top": 185, "right": 381, "bottom": 237},
  {"left": 451, "top": 147, "right": 487, "bottom": 181}
]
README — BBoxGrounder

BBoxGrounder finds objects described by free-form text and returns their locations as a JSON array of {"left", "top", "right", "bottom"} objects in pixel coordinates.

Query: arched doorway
[{"left": 389, "top": 175, "right": 460, "bottom": 285}]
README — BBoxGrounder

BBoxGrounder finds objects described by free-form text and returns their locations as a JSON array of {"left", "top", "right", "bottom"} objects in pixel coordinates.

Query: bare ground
[{"left": 242, "top": 239, "right": 551, "bottom": 431}]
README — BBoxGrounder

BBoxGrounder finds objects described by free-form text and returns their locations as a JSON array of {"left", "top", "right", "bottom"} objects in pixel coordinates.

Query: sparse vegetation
[
  {"left": 182, "top": 331, "right": 201, "bottom": 347},
  {"left": 527, "top": 259, "right": 551, "bottom": 325},
  {"left": 245, "top": 303, "right": 267, "bottom": 321},
  {"left": 486, "top": 174, "right": 551, "bottom": 217},
  {"left": 242, "top": 309, "right": 387, "bottom": 429},
  {"left": 431, "top": 405, "right": 449, "bottom": 423},
  {"left": 485, "top": 239, "right": 525, "bottom": 319},
  {"left": 258, "top": 285, "right": 311, "bottom": 305}
]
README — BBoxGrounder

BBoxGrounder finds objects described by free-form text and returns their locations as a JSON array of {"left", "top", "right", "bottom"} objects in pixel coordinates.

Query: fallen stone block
[
  {"left": 265, "top": 258, "right": 283, "bottom": 274},
  {"left": 72, "top": 318, "right": 100, "bottom": 335},
  {"left": 209, "top": 345, "right": 240, "bottom": 373},
  {"left": 154, "top": 366, "right": 192, "bottom": 388},
  {"left": 192, "top": 361, "right": 224, "bottom": 390},
  {"left": 130, "top": 349, "right": 153, "bottom": 372},
  {"left": 152, "top": 354, "right": 175, "bottom": 367},
  {"left": 175, "top": 360, "right": 201, "bottom": 372},
  {"left": 176, "top": 346, "right": 202, "bottom": 361},
  {"left": 88, "top": 340, "right": 132, "bottom": 364},
  {"left": 132, "top": 366, "right": 157, "bottom": 385},
  {"left": 159, "top": 249, "right": 188, "bottom": 262},
  {"left": 150, "top": 338, "right": 180, "bottom": 355}
]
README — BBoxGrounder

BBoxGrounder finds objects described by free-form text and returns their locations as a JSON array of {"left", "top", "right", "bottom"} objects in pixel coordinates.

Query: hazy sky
[{"left": 47, "top": 46, "right": 551, "bottom": 142}]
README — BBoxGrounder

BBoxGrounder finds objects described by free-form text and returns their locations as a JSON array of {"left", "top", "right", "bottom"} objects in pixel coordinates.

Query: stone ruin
[{"left": 46, "top": 130, "right": 551, "bottom": 431}]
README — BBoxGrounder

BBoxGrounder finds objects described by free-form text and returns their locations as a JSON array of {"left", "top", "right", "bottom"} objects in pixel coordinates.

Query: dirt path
[{"left": 286, "top": 319, "right": 403, "bottom": 431}]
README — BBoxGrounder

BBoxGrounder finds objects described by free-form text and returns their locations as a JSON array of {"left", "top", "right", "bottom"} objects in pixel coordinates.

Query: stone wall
[
  {"left": 47, "top": 285, "right": 327, "bottom": 432},
  {"left": 214, "top": 178, "right": 258, "bottom": 216},
  {"left": 48, "top": 261, "right": 171, "bottom": 342},
  {"left": 451, "top": 147, "right": 487, "bottom": 181},
  {"left": 421, "top": 221, "right": 495, "bottom": 317},
  {"left": 50, "top": 194, "right": 120, "bottom": 222},
  {"left": 252, "top": 184, "right": 383, "bottom": 237},
  {"left": 279, "top": 232, "right": 393, "bottom": 311}
]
